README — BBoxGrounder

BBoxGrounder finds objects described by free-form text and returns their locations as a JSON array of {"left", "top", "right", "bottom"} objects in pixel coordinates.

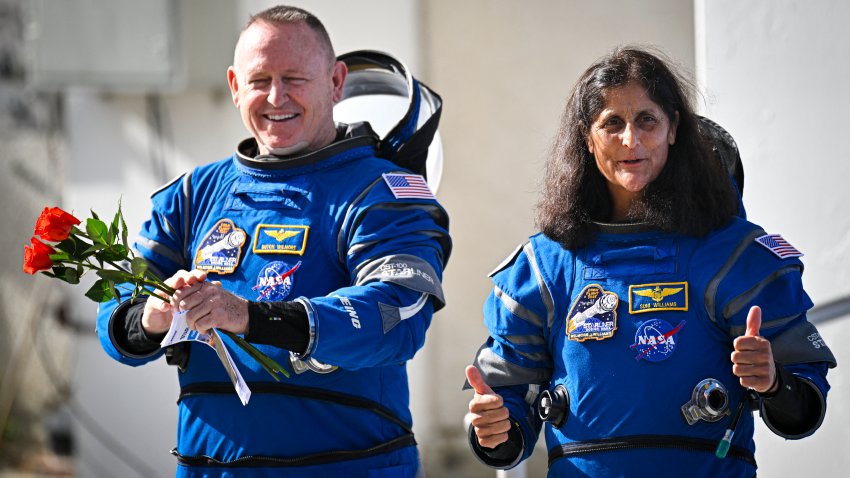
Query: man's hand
[
  {"left": 171, "top": 271, "right": 249, "bottom": 335},
  {"left": 731, "top": 305, "right": 778, "bottom": 394},
  {"left": 141, "top": 269, "right": 207, "bottom": 335},
  {"left": 465, "top": 365, "right": 511, "bottom": 449}
]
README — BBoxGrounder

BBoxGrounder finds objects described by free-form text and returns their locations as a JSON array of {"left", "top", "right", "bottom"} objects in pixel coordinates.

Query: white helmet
[{"left": 333, "top": 50, "right": 444, "bottom": 192}]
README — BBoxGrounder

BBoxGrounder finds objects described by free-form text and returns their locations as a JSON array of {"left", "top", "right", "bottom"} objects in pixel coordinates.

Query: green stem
[
  {"left": 219, "top": 330, "right": 290, "bottom": 379},
  {"left": 143, "top": 270, "right": 176, "bottom": 295},
  {"left": 56, "top": 255, "right": 176, "bottom": 299},
  {"left": 103, "top": 259, "right": 175, "bottom": 295},
  {"left": 141, "top": 278, "right": 176, "bottom": 296},
  {"left": 62, "top": 229, "right": 175, "bottom": 301}
]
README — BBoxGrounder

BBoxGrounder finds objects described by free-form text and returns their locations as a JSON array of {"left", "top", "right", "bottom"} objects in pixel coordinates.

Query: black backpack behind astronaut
[{"left": 697, "top": 115, "right": 744, "bottom": 197}]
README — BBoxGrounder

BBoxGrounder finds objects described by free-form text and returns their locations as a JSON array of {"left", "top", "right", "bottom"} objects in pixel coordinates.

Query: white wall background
[
  {"left": 696, "top": 0, "right": 850, "bottom": 475},
  {"left": 21, "top": 0, "right": 848, "bottom": 476}
]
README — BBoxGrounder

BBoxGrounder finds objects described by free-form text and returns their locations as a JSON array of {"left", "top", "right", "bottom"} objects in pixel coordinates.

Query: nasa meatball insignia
[
  {"left": 566, "top": 284, "right": 619, "bottom": 342},
  {"left": 253, "top": 261, "right": 302, "bottom": 301},
  {"left": 630, "top": 319, "right": 686, "bottom": 362},
  {"left": 193, "top": 219, "right": 248, "bottom": 274}
]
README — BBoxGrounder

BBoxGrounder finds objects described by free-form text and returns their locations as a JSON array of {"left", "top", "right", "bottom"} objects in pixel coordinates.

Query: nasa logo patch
[
  {"left": 253, "top": 261, "right": 301, "bottom": 301},
  {"left": 566, "top": 284, "right": 619, "bottom": 342},
  {"left": 193, "top": 219, "right": 247, "bottom": 274},
  {"left": 630, "top": 318, "right": 686, "bottom": 362}
]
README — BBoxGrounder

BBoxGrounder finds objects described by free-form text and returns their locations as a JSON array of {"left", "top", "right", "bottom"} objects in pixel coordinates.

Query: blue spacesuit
[
  {"left": 469, "top": 218, "right": 834, "bottom": 477},
  {"left": 97, "top": 123, "right": 450, "bottom": 477}
]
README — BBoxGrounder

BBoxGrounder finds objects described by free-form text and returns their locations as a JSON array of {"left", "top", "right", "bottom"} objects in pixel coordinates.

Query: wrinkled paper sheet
[{"left": 160, "top": 311, "right": 251, "bottom": 405}]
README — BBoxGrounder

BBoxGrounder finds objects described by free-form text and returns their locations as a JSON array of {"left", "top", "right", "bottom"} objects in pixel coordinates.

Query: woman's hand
[
  {"left": 465, "top": 365, "right": 512, "bottom": 449},
  {"left": 731, "top": 305, "right": 778, "bottom": 394}
]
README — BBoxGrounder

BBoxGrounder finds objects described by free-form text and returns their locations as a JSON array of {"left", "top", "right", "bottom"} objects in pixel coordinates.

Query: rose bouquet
[{"left": 23, "top": 205, "right": 288, "bottom": 383}]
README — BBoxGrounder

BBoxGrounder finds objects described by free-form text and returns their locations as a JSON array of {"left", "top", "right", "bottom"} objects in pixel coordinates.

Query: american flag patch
[
  {"left": 382, "top": 173, "right": 435, "bottom": 200},
  {"left": 755, "top": 234, "right": 803, "bottom": 259}
]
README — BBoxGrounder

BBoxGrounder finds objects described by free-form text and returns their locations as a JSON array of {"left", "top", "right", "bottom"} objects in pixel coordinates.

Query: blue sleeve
[
  {"left": 300, "top": 179, "right": 451, "bottom": 369},
  {"left": 714, "top": 239, "right": 835, "bottom": 382},
  {"left": 95, "top": 174, "right": 189, "bottom": 366},
  {"left": 469, "top": 244, "right": 553, "bottom": 467},
  {"left": 96, "top": 285, "right": 168, "bottom": 366},
  {"left": 133, "top": 173, "right": 193, "bottom": 276},
  {"left": 713, "top": 232, "right": 836, "bottom": 437}
]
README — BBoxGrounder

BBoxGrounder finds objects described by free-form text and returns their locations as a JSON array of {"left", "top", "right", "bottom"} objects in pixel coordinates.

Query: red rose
[
  {"left": 23, "top": 237, "right": 56, "bottom": 274},
  {"left": 34, "top": 207, "right": 81, "bottom": 242}
]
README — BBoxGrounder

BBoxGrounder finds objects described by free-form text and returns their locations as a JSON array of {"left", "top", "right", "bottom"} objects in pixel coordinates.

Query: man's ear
[
  {"left": 227, "top": 66, "right": 240, "bottom": 107},
  {"left": 331, "top": 61, "right": 348, "bottom": 104}
]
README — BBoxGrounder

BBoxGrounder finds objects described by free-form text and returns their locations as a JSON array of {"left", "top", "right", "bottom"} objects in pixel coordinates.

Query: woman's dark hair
[{"left": 537, "top": 47, "right": 739, "bottom": 249}]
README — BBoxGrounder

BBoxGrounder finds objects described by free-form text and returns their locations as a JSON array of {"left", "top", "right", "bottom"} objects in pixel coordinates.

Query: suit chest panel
[
  {"left": 547, "top": 236, "right": 735, "bottom": 420},
  {"left": 187, "top": 175, "right": 348, "bottom": 302}
]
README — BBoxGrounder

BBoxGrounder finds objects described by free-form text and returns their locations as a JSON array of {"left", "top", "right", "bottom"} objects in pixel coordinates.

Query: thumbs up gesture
[
  {"left": 731, "top": 306, "right": 778, "bottom": 394},
  {"left": 465, "top": 365, "right": 511, "bottom": 449}
]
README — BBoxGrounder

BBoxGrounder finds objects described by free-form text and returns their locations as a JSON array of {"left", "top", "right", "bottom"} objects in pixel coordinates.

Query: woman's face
[{"left": 587, "top": 82, "right": 678, "bottom": 215}]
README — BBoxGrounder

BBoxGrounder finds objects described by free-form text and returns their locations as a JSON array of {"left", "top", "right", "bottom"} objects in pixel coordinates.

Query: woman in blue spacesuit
[{"left": 465, "top": 47, "right": 836, "bottom": 477}]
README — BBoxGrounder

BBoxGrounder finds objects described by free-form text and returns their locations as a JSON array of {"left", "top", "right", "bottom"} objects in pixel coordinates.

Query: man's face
[{"left": 228, "top": 21, "right": 347, "bottom": 156}]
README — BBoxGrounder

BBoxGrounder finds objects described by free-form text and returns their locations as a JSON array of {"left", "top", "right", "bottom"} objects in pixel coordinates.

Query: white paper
[{"left": 160, "top": 311, "right": 252, "bottom": 405}]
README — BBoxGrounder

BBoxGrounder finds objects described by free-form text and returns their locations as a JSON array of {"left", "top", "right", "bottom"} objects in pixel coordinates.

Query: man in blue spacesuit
[
  {"left": 464, "top": 47, "right": 834, "bottom": 477},
  {"left": 97, "top": 5, "right": 450, "bottom": 477}
]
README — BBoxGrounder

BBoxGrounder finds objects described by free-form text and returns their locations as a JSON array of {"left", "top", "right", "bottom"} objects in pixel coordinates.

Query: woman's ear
[{"left": 668, "top": 111, "right": 680, "bottom": 145}]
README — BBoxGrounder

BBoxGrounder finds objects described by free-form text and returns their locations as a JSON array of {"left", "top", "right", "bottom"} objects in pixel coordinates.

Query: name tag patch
[
  {"left": 253, "top": 224, "right": 308, "bottom": 255},
  {"left": 629, "top": 282, "right": 688, "bottom": 314}
]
